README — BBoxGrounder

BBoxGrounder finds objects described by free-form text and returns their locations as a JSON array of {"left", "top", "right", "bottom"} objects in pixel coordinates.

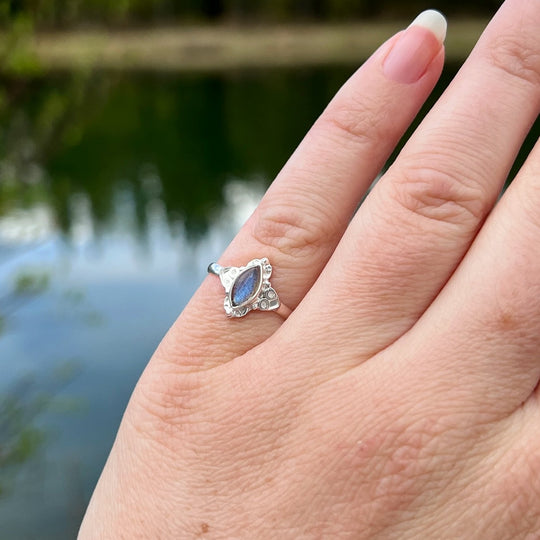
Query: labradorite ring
[{"left": 208, "top": 258, "right": 290, "bottom": 319}]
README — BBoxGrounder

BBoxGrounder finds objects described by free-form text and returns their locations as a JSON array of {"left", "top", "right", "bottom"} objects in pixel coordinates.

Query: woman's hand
[{"left": 79, "top": 1, "right": 540, "bottom": 538}]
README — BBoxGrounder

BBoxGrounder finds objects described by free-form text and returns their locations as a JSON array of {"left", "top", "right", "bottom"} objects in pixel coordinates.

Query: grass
[{"left": 29, "top": 19, "right": 489, "bottom": 72}]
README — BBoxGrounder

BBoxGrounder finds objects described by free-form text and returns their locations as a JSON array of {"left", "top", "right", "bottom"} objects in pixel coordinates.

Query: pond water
[{"left": 0, "top": 64, "right": 537, "bottom": 538}]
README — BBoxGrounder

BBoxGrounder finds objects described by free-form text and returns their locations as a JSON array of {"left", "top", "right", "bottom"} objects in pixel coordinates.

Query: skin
[{"left": 79, "top": 0, "right": 540, "bottom": 538}]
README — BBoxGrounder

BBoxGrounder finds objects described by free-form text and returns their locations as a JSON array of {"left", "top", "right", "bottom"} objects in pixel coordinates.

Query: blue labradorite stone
[{"left": 231, "top": 266, "right": 261, "bottom": 307}]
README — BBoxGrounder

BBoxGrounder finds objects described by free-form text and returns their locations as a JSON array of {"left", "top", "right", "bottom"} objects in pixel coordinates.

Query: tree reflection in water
[
  {"left": 1, "top": 67, "right": 537, "bottom": 244},
  {"left": 0, "top": 268, "right": 83, "bottom": 499},
  {"left": 0, "top": 372, "right": 72, "bottom": 498}
]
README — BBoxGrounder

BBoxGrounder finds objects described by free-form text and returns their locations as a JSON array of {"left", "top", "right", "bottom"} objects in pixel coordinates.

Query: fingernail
[{"left": 383, "top": 10, "right": 447, "bottom": 84}]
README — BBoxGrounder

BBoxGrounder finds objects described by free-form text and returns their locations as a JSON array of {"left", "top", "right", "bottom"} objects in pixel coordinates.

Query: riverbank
[{"left": 30, "top": 19, "right": 487, "bottom": 72}]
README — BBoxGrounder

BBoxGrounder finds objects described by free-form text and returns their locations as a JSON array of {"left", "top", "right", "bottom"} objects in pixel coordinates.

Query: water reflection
[
  {"left": 0, "top": 162, "right": 266, "bottom": 538},
  {"left": 2, "top": 67, "right": 538, "bottom": 242},
  {"left": 0, "top": 70, "right": 343, "bottom": 241},
  {"left": 0, "top": 65, "right": 538, "bottom": 538}
]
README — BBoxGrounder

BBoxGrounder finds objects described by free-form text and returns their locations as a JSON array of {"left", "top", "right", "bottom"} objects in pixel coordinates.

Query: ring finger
[{"left": 155, "top": 12, "right": 447, "bottom": 369}]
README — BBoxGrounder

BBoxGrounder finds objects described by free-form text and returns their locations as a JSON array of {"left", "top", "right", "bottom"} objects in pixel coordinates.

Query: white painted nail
[{"left": 409, "top": 9, "right": 447, "bottom": 44}]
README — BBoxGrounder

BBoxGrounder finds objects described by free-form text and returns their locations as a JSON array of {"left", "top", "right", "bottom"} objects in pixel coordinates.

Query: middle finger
[{"left": 284, "top": 0, "right": 540, "bottom": 372}]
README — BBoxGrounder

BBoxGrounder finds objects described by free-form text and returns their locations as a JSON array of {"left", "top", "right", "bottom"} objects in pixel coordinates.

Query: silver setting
[{"left": 208, "top": 258, "right": 281, "bottom": 318}]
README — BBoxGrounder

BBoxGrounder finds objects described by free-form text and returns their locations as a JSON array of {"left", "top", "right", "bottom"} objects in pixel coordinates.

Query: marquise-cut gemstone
[{"left": 231, "top": 266, "right": 261, "bottom": 307}]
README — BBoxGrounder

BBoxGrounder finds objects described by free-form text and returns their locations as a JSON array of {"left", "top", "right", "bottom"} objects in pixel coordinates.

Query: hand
[{"left": 79, "top": 2, "right": 540, "bottom": 538}]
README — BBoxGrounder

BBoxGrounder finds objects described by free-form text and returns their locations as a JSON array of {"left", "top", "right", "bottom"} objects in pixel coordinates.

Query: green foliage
[
  {"left": 1, "top": 68, "right": 538, "bottom": 242},
  {"left": 0, "top": 14, "right": 41, "bottom": 75},
  {"left": 0, "top": 363, "right": 81, "bottom": 498},
  {"left": 13, "top": 270, "right": 50, "bottom": 296},
  {"left": 0, "top": 384, "right": 46, "bottom": 497},
  {"left": 0, "top": 0, "right": 504, "bottom": 29}
]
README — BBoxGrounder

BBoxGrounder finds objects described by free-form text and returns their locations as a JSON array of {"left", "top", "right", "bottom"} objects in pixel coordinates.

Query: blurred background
[{"left": 0, "top": 1, "right": 537, "bottom": 537}]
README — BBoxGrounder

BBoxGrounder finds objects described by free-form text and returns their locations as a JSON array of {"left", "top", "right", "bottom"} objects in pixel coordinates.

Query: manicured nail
[{"left": 383, "top": 10, "right": 447, "bottom": 84}]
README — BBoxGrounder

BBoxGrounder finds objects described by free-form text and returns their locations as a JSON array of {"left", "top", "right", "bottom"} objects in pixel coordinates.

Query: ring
[{"left": 208, "top": 258, "right": 291, "bottom": 319}]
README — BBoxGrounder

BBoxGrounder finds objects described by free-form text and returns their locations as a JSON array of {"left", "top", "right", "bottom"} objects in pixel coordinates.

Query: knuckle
[
  {"left": 487, "top": 31, "right": 540, "bottom": 88},
  {"left": 320, "top": 97, "right": 384, "bottom": 148},
  {"left": 372, "top": 424, "right": 435, "bottom": 502},
  {"left": 250, "top": 200, "right": 332, "bottom": 258},
  {"left": 386, "top": 160, "right": 488, "bottom": 227},
  {"left": 345, "top": 414, "right": 455, "bottom": 510}
]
